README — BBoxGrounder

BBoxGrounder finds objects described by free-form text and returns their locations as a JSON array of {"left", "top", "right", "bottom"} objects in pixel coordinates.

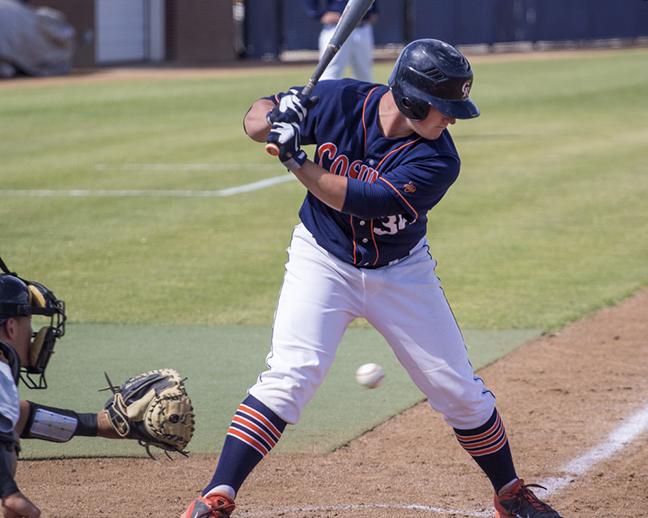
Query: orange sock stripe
[
  {"left": 227, "top": 427, "right": 269, "bottom": 456},
  {"left": 462, "top": 427, "right": 507, "bottom": 453},
  {"left": 231, "top": 415, "right": 277, "bottom": 448},
  {"left": 238, "top": 404, "right": 282, "bottom": 439},
  {"left": 456, "top": 413, "right": 510, "bottom": 457},
  {"left": 466, "top": 431, "right": 509, "bottom": 457},
  {"left": 455, "top": 414, "right": 502, "bottom": 443},
  {"left": 457, "top": 422, "right": 505, "bottom": 449}
]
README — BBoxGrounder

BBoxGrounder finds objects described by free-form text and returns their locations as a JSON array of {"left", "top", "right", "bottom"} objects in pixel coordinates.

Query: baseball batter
[{"left": 182, "top": 40, "right": 563, "bottom": 518}]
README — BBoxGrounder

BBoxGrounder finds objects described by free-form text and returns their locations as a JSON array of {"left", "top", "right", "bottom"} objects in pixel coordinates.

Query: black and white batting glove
[
  {"left": 266, "top": 121, "right": 307, "bottom": 171},
  {"left": 266, "top": 89, "right": 319, "bottom": 125}
]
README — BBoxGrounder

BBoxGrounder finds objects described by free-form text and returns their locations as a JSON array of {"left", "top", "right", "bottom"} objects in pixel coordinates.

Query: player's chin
[{"left": 419, "top": 127, "right": 446, "bottom": 140}]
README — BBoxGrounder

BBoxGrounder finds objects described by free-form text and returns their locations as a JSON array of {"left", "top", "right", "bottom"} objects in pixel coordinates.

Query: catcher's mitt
[{"left": 103, "top": 368, "right": 195, "bottom": 458}]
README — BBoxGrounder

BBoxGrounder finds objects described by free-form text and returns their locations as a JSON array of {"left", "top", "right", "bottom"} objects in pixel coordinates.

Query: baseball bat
[{"left": 265, "top": 0, "right": 375, "bottom": 156}]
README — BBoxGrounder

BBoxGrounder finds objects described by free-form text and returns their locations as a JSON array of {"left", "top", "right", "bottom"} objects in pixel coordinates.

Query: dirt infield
[{"left": 18, "top": 287, "right": 648, "bottom": 517}]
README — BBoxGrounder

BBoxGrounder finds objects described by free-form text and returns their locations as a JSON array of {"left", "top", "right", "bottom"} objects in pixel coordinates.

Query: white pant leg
[
  {"left": 364, "top": 245, "right": 495, "bottom": 429},
  {"left": 349, "top": 25, "right": 374, "bottom": 82},
  {"left": 319, "top": 24, "right": 350, "bottom": 80},
  {"left": 249, "top": 225, "right": 361, "bottom": 424}
]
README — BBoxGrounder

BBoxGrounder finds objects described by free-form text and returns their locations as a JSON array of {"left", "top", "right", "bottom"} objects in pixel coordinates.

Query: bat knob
[{"left": 265, "top": 143, "right": 280, "bottom": 156}]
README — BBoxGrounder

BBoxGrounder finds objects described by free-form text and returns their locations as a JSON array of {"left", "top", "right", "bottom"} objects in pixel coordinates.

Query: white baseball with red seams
[{"left": 355, "top": 363, "right": 385, "bottom": 388}]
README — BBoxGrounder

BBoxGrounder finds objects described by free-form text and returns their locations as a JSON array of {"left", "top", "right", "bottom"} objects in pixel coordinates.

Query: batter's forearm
[
  {"left": 243, "top": 99, "right": 276, "bottom": 142},
  {"left": 292, "top": 160, "right": 347, "bottom": 211}
]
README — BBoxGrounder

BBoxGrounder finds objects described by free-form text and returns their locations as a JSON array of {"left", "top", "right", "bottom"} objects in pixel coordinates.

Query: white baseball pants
[{"left": 248, "top": 224, "right": 496, "bottom": 429}]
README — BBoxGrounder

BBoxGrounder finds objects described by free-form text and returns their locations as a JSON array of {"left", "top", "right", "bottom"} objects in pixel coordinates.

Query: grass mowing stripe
[{"left": 20, "top": 324, "right": 539, "bottom": 459}]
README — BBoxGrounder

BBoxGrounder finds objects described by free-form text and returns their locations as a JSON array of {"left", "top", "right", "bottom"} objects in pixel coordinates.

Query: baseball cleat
[
  {"left": 494, "top": 479, "right": 563, "bottom": 518},
  {"left": 181, "top": 494, "right": 235, "bottom": 518}
]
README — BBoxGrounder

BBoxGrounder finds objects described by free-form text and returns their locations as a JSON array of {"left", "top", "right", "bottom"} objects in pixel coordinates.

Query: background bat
[{"left": 265, "top": 0, "right": 376, "bottom": 156}]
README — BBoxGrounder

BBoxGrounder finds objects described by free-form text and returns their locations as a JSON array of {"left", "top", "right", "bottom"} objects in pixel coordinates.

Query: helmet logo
[{"left": 461, "top": 80, "right": 472, "bottom": 99}]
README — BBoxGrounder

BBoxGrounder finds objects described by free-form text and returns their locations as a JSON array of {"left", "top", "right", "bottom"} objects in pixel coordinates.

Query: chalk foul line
[
  {"left": 540, "top": 401, "right": 648, "bottom": 495},
  {"left": 93, "top": 163, "right": 280, "bottom": 172},
  {"left": 0, "top": 174, "right": 295, "bottom": 198}
]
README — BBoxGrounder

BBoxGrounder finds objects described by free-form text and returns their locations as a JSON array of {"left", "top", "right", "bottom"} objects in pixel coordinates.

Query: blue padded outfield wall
[{"left": 245, "top": 0, "right": 648, "bottom": 59}]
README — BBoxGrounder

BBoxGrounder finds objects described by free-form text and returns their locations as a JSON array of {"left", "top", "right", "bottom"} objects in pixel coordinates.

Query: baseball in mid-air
[{"left": 355, "top": 363, "right": 385, "bottom": 389}]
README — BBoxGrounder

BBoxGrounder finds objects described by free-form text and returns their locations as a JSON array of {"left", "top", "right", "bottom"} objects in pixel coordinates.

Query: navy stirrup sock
[
  {"left": 204, "top": 395, "right": 286, "bottom": 496},
  {"left": 454, "top": 408, "right": 517, "bottom": 493}
]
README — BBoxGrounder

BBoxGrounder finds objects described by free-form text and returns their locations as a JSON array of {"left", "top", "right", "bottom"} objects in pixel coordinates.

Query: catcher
[{"left": 0, "top": 258, "right": 194, "bottom": 517}]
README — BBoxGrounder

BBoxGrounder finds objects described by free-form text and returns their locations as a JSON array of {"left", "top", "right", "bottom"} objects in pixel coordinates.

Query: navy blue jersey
[{"left": 272, "top": 79, "right": 461, "bottom": 268}]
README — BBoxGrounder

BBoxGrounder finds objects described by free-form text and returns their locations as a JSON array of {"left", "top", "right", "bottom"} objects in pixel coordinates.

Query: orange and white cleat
[
  {"left": 494, "top": 479, "right": 563, "bottom": 518},
  {"left": 181, "top": 494, "right": 235, "bottom": 518}
]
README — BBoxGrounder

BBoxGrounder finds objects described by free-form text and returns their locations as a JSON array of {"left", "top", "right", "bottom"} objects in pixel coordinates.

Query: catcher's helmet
[
  {"left": 0, "top": 259, "right": 67, "bottom": 389},
  {"left": 389, "top": 39, "right": 480, "bottom": 121},
  {"left": 0, "top": 274, "right": 31, "bottom": 324}
]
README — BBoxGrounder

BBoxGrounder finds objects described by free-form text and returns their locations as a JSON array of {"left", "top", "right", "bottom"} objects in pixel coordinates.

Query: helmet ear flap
[
  {"left": 21, "top": 326, "right": 56, "bottom": 389},
  {"left": 30, "top": 327, "right": 51, "bottom": 367},
  {"left": 396, "top": 95, "right": 429, "bottom": 121},
  {"left": 389, "top": 62, "right": 430, "bottom": 121}
]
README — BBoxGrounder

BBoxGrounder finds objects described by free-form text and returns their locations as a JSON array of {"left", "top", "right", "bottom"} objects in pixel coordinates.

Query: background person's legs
[
  {"left": 349, "top": 25, "right": 374, "bottom": 82},
  {"left": 319, "top": 24, "right": 351, "bottom": 80}
]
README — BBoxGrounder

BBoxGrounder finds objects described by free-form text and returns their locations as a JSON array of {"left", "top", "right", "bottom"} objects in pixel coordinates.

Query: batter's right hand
[
  {"left": 266, "top": 89, "right": 319, "bottom": 126},
  {"left": 2, "top": 491, "right": 41, "bottom": 518},
  {"left": 266, "top": 122, "right": 307, "bottom": 171}
]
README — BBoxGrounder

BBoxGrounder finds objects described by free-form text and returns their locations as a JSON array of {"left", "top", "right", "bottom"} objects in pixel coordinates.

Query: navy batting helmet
[{"left": 389, "top": 39, "right": 480, "bottom": 120}]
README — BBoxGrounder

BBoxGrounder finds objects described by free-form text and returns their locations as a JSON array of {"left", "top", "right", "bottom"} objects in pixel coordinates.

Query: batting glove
[
  {"left": 266, "top": 89, "right": 319, "bottom": 125},
  {"left": 266, "top": 121, "right": 307, "bottom": 171}
]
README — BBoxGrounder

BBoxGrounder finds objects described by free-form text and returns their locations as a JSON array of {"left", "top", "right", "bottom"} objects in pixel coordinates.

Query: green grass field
[{"left": 1, "top": 49, "right": 647, "bottom": 458}]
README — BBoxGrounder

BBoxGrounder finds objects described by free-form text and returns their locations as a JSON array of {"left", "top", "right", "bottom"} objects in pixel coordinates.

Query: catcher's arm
[
  {"left": 97, "top": 410, "right": 121, "bottom": 438},
  {"left": 103, "top": 368, "right": 195, "bottom": 458},
  {"left": 18, "top": 400, "right": 119, "bottom": 441}
]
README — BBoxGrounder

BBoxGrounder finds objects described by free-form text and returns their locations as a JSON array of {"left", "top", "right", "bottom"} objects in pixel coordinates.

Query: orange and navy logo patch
[{"left": 403, "top": 182, "right": 417, "bottom": 194}]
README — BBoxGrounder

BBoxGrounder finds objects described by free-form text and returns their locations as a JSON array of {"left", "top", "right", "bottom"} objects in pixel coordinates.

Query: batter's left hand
[
  {"left": 267, "top": 89, "right": 319, "bottom": 125},
  {"left": 266, "top": 122, "right": 307, "bottom": 171}
]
